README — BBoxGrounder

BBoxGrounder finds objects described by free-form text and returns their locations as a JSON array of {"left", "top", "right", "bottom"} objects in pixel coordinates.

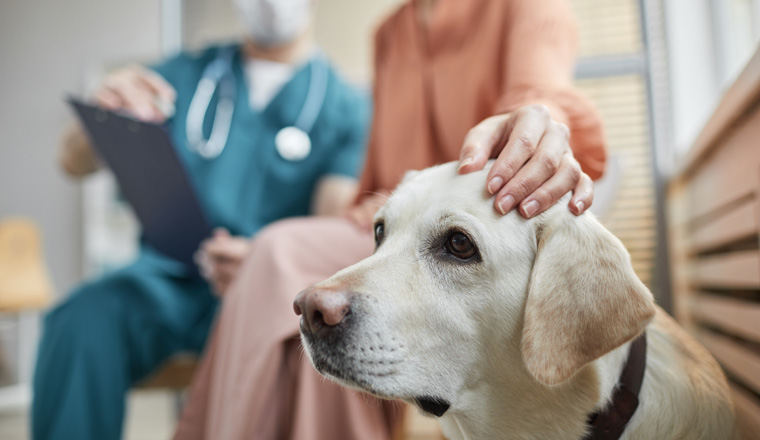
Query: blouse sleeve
[
  {"left": 495, "top": 0, "right": 607, "bottom": 180},
  {"left": 354, "top": 19, "right": 393, "bottom": 204}
]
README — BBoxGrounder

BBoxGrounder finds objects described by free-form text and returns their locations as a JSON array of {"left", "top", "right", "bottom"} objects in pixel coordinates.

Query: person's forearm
[
  {"left": 59, "top": 123, "right": 100, "bottom": 177},
  {"left": 311, "top": 176, "right": 359, "bottom": 217}
]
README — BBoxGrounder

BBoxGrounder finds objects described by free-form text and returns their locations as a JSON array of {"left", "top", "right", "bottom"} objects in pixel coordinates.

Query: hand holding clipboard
[{"left": 68, "top": 98, "right": 212, "bottom": 272}]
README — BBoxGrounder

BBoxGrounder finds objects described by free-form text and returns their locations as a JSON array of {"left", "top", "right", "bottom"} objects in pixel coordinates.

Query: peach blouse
[{"left": 358, "top": 0, "right": 607, "bottom": 201}]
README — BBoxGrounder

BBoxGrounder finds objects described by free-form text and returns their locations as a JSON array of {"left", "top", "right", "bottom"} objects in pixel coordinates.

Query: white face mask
[{"left": 233, "top": 0, "right": 312, "bottom": 48}]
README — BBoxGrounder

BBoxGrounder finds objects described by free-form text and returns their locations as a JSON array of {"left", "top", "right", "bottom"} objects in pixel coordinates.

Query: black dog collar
[{"left": 584, "top": 333, "right": 647, "bottom": 440}]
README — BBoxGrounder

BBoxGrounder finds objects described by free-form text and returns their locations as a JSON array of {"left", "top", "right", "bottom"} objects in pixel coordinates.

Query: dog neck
[
  {"left": 584, "top": 334, "right": 647, "bottom": 439},
  {"left": 437, "top": 339, "right": 635, "bottom": 440}
]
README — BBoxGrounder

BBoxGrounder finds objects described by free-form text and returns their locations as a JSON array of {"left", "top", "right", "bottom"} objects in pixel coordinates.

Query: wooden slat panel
[
  {"left": 698, "top": 330, "right": 760, "bottom": 396},
  {"left": 689, "top": 251, "right": 760, "bottom": 289},
  {"left": 576, "top": 74, "right": 655, "bottom": 288},
  {"left": 678, "top": 47, "right": 760, "bottom": 178},
  {"left": 669, "top": 51, "right": 760, "bottom": 437},
  {"left": 685, "top": 106, "right": 760, "bottom": 221},
  {"left": 691, "top": 294, "right": 760, "bottom": 343},
  {"left": 688, "top": 198, "right": 759, "bottom": 254},
  {"left": 731, "top": 383, "right": 760, "bottom": 440}
]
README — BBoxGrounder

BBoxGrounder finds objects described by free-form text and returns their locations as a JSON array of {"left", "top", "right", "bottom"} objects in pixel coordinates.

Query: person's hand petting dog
[
  {"left": 195, "top": 228, "right": 251, "bottom": 296},
  {"left": 458, "top": 104, "right": 594, "bottom": 218}
]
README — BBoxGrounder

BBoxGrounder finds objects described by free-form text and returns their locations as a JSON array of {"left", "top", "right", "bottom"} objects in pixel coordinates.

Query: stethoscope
[{"left": 186, "top": 47, "right": 328, "bottom": 161}]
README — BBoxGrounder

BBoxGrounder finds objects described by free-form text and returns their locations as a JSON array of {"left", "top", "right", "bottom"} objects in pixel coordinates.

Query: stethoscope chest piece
[
  {"left": 189, "top": 47, "right": 327, "bottom": 161},
  {"left": 275, "top": 126, "right": 311, "bottom": 161}
]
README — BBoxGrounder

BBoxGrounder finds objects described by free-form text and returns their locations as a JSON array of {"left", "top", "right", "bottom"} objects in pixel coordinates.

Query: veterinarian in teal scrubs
[{"left": 32, "top": 2, "right": 368, "bottom": 439}]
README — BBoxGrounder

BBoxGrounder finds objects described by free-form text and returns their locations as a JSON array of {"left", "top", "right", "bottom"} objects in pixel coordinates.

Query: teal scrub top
[{"left": 142, "top": 44, "right": 369, "bottom": 272}]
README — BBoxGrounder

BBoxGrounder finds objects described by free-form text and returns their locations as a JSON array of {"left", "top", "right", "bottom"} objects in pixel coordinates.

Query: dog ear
[{"left": 521, "top": 209, "right": 655, "bottom": 386}]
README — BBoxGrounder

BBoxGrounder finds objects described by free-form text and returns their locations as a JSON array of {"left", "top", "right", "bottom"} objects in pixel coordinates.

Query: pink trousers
[{"left": 173, "top": 217, "right": 403, "bottom": 440}]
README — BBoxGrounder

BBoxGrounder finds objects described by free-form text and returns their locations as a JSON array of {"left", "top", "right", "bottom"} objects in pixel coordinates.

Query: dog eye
[
  {"left": 446, "top": 232, "right": 476, "bottom": 260},
  {"left": 374, "top": 222, "right": 385, "bottom": 247}
]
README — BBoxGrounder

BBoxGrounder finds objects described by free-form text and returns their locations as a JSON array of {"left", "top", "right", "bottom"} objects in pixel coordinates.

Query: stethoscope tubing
[{"left": 186, "top": 46, "right": 327, "bottom": 160}]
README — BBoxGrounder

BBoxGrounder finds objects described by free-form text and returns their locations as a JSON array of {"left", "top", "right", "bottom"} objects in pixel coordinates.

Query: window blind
[{"left": 570, "top": 0, "right": 661, "bottom": 290}]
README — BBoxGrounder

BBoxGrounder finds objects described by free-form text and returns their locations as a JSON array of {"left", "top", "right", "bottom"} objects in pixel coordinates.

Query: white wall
[
  {"left": 664, "top": 0, "right": 760, "bottom": 156},
  {"left": 313, "top": 0, "right": 405, "bottom": 84},
  {"left": 0, "top": 0, "right": 163, "bottom": 296},
  {"left": 663, "top": 0, "right": 721, "bottom": 155},
  {"left": 182, "top": 0, "right": 405, "bottom": 85}
]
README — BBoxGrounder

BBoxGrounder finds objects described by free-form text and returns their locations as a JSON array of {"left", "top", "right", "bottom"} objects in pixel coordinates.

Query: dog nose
[{"left": 293, "top": 287, "right": 352, "bottom": 334}]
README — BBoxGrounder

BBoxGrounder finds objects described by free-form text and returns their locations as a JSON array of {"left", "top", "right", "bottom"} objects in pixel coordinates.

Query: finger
[
  {"left": 123, "top": 74, "right": 167, "bottom": 121},
  {"left": 210, "top": 256, "right": 243, "bottom": 276},
  {"left": 198, "top": 258, "right": 214, "bottom": 281},
  {"left": 195, "top": 251, "right": 215, "bottom": 279},
  {"left": 94, "top": 88, "right": 122, "bottom": 110},
  {"left": 203, "top": 232, "right": 236, "bottom": 253},
  {"left": 105, "top": 75, "right": 160, "bottom": 121},
  {"left": 569, "top": 172, "right": 594, "bottom": 215},
  {"left": 203, "top": 229, "right": 231, "bottom": 257},
  {"left": 203, "top": 238, "right": 230, "bottom": 259},
  {"left": 202, "top": 239, "right": 227, "bottom": 261},
  {"left": 227, "top": 239, "right": 251, "bottom": 259},
  {"left": 208, "top": 238, "right": 250, "bottom": 261},
  {"left": 515, "top": 154, "right": 583, "bottom": 218},
  {"left": 458, "top": 115, "right": 512, "bottom": 174},
  {"left": 493, "top": 125, "right": 567, "bottom": 215},
  {"left": 134, "top": 67, "right": 176, "bottom": 119},
  {"left": 134, "top": 66, "right": 176, "bottom": 102},
  {"left": 486, "top": 106, "right": 552, "bottom": 195},
  {"left": 200, "top": 266, "right": 214, "bottom": 281}
]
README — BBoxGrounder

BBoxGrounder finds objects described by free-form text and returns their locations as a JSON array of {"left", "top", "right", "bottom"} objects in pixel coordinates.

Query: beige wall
[
  {"left": 313, "top": 0, "right": 405, "bottom": 84},
  {"left": 0, "top": 0, "right": 163, "bottom": 295},
  {"left": 183, "top": 0, "right": 405, "bottom": 85},
  {"left": 0, "top": 0, "right": 407, "bottom": 296}
]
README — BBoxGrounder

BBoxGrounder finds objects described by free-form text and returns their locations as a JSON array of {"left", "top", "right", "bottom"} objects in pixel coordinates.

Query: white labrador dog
[{"left": 295, "top": 162, "right": 735, "bottom": 440}]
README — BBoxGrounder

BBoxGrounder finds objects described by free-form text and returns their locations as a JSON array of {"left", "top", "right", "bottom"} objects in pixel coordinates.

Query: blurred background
[{"left": 2, "top": 0, "right": 760, "bottom": 438}]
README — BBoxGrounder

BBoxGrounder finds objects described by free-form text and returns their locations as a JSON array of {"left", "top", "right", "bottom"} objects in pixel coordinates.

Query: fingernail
[
  {"left": 497, "top": 195, "right": 515, "bottom": 215},
  {"left": 521, "top": 200, "right": 539, "bottom": 218},
  {"left": 488, "top": 177, "right": 504, "bottom": 195},
  {"left": 137, "top": 106, "right": 154, "bottom": 120},
  {"left": 575, "top": 201, "right": 585, "bottom": 214},
  {"left": 458, "top": 157, "right": 473, "bottom": 173}
]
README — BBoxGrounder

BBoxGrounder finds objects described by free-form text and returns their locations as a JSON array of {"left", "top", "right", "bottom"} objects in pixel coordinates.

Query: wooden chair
[{"left": 0, "top": 218, "right": 52, "bottom": 311}]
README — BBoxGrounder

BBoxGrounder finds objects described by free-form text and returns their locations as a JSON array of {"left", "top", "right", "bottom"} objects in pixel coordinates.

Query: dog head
[{"left": 295, "top": 162, "right": 655, "bottom": 417}]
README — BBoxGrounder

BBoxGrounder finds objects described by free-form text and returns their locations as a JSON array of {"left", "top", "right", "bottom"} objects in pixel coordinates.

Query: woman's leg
[{"left": 175, "top": 217, "right": 402, "bottom": 440}]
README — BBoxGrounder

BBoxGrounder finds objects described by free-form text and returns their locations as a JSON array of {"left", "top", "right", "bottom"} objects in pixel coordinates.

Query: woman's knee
[
  {"left": 253, "top": 217, "right": 363, "bottom": 258},
  {"left": 252, "top": 217, "right": 318, "bottom": 250}
]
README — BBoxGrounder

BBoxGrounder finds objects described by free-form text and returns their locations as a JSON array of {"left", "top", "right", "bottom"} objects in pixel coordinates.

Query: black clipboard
[{"left": 68, "top": 98, "right": 212, "bottom": 272}]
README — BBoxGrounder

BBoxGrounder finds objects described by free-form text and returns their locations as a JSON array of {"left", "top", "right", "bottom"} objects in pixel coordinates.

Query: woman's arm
[
  {"left": 459, "top": 0, "right": 607, "bottom": 218},
  {"left": 311, "top": 176, "right": 358, "bottom": 217}
]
